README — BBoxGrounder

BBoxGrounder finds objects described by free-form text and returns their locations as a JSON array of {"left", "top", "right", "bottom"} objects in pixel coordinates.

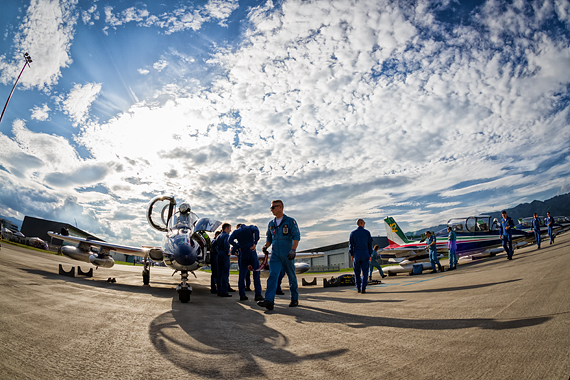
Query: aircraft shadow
[{"left": 149, "top": 300, "right": 348, "bottom": 378}]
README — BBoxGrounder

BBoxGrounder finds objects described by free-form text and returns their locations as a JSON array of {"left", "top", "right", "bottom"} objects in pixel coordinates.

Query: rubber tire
[
  {"left": 142, "top": 271, "right": 150, "bottom": 285},
  {"left": 179, "top": 288, "right": 191, "bottom": 303}
]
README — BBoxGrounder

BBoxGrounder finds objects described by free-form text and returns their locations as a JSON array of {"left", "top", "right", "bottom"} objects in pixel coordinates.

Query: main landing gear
[
  {"left": 176, "top": 270, "right": 192, "bottom": 303},
  {"left": 142, "top": 259, "right": 151, "bottom": 285}
]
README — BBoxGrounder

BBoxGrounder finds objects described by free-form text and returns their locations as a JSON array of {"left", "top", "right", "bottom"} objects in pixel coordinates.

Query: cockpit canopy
[
  {"left": 518, "top": 217, "right": 545, "bottom": 228},
  {"left": 447, "top": 216, "right": 498, "bottom": 233},
  {"left": 167, "top": 210, "right": 199, "bottom": 236}
]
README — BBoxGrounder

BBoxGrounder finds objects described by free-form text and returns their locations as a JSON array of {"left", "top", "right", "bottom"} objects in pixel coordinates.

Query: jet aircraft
[
  {"left": 381, "top": 216, "right": 532, "bottom": 275},
  {"left": 48, "top": 195, "right": 321, "bottom": 302}
]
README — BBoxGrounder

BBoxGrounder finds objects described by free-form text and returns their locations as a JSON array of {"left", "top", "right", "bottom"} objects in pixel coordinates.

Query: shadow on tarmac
[
  {"left": 149, "top": 299, "right": 348, "bottom": 378},
  {"left": 17, "top": 267, "right": 176, "bottom": 299},
  {"left": 376, "top": 279, "right": 522, "bottom": 293}
]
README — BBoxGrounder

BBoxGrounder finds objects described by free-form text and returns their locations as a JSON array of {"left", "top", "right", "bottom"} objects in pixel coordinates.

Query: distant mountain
[
  {"left": 483, "top": 192, "right": 570, "bottom": 222},
  {"left": 418, "top": 192, "right": 570, "bottom": 234}
]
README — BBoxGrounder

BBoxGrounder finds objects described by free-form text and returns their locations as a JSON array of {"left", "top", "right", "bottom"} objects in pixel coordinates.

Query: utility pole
[{"left": 0, "top": 52, "right": 33, "bottom": 124}]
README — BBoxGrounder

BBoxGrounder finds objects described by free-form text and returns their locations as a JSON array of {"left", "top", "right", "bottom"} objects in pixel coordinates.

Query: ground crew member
[
  {"left": 210, "top": 231, "right": 221, "bottom": 294},
  {"left": 216, "top": 224, "right": 232, "bottom": 297},
  {"left": 426, "top": 230, "right": 443, "bottom": 273},
  {"left": 447, "top": 226, "right": 457, "bottom": 270},
  {"left": 500, "top": 210, "right": 515, "bottom": 260},
  {"left": 369, "top": 245, "right": 386, "bottom": 280},
  {"left": 545, "top": 211, "right": 555, "bottom": 245},
  {"left": 258, "top": 199, "right": 300, "bottom": 310},
  {"left": 349, "top": 219, "right": 373, "bottom": 293},
  {"left": 531, "top": 213, "right": 541, "bottom": 249},
  {"left": 229, "top": 224, "right": 264, "bottom": 301}
]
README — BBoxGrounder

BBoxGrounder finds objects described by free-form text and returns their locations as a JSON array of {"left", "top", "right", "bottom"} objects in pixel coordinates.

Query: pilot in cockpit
[{"left": 169, "top": 203, "right": 198, "bottom": 233}]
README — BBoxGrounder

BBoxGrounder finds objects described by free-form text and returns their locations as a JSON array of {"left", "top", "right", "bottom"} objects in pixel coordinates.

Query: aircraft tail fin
[{"left": 384, "top": 217, "right": 412, "bottom": 245}]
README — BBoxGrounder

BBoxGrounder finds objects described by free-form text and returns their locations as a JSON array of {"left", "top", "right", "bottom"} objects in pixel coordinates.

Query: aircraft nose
[{"left": 174, "top": 245, "right": 197, "bottom": 266}]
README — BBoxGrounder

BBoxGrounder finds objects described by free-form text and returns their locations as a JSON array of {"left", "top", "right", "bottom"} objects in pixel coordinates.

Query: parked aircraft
[
  {"left": 48, "top": 195, "right": 320, "bottom": 302},
  {"left": 381, "top": 216, "right": 532, "bottom": 275}
]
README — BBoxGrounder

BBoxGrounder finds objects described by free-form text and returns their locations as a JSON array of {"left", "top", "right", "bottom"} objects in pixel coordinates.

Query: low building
[{"left": 298, "top": 236, "right": 389, "bottom": 271}]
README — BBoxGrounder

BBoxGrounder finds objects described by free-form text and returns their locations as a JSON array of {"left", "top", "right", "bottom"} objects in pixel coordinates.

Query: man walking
[
  {"left": 369, "top": 245, "right": 386, "bottom": 280},
  {"left": 229, "top": 224, "right": 264, "bottom": 302},
  {"left": 545, "top": 211, "right": 555, "bottom": 245},
  {"left": 258, "top": 199, "right": 300, "bottom": 311},
  {"left": 531, "top": 213, "right": 541, "bottom": 249},
  {"left": 500, "top": 210, "right": 515, "bottom": 260},
  {"left": 349, "top": 219, "right": 373, "bottom": 293}
]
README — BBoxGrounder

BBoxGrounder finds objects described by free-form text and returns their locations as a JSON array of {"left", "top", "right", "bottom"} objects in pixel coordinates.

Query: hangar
[{"left": 297, "top": 236, "right": 389, "bottom": 271}]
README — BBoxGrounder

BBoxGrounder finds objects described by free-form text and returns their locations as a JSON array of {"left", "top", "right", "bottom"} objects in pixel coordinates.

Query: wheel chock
[
  {"left": 59, "top": 264, "right": 75, "bottom": 277},
  {"left": 302, "top": 277, "right": 317, "bottom": 286},
  {"left": 77, "top": 267, "right": 93, "bottom": 277}
]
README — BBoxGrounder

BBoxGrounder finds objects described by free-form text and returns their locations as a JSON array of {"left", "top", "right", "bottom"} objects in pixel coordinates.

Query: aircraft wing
[
  {"left": 379, "top": 246, "right": 427, "bottom": 258},
  {"left": 228, "top": 251, "right": 324, "bottom": 262},
  {"left": 47, "top": 231, "right": 153, "bottom": 258}
]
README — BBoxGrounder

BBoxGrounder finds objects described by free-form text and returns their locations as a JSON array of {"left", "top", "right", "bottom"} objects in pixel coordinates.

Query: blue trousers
[
  {"left": 353, "top": 256, "right": 370, "bottom": 291},
  {"left": 216, "top": 253, "right": 230, "bottom": 294},
  {"left": 502, "top": 235, "right": 513, "bottom": 258},
  {"left": 210, "top": 253, "right": 218, "bottom": 291},
  {"left": 265, "top": 251, "right": 298, "bottom": 303},
  {"left": 548, "top": 227, "right": 554, "bottom": 244},
  {"left": 429, "top": 251, "right": 442, "bottom": 272},
  {"left": 238, "top": 249, "right": 261, "bottom": 297},
  {"left": 534, "top": 230, "right": 541, "bottom": 248},
  {"left": 448, "top": 250, "right": 457, "bottom": 268},
  {"left": 369, "top": 260, "right": 384, "bottom": 278},
  {"left": 276, "top": 268, "right": 285, "bottom": 292}
]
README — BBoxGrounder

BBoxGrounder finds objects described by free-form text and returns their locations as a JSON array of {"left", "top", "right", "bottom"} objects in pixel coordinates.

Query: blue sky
[{"left": 1, "top": 0, "right": 569, "bottom": 249}]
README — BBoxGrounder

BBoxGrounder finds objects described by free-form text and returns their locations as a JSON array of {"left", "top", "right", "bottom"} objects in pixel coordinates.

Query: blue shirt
[
  {"left": 215, "top": 231, "right": 230, "bottom": 255},
  {"left": 266, "top": 214, "right": 300, "bottom": 255},
  {"left": 229, "top": 225, "right": 259, "bottom": 251},
  {"left": 545, "top": 216, "right": 554, "bottom": 229},
  {"left": 371, "top": 249, "right": 381, "bottom": 263},
  {"left": 531, "top": 217, "right": 541, "bottom": 232},
  {"left": 448, "top": 230, "right": 457, "bottom": 242},
  {"left": 349, "top": 226, "right": 373, "bottom": 259},
  {"left": 500, "top": 216, "right": 515, "bottom": 237},
  {"left": 426, "top": 235, "right": 437, "bottom": 254}
]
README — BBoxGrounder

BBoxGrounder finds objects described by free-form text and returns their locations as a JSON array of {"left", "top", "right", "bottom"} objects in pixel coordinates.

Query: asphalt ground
[{"left": 1, "top": 233, "right": 569, "bottom": 380}]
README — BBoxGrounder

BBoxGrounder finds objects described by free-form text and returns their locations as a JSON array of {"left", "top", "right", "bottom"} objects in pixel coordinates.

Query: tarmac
[{"left": 0, "top": 233, "right": 569, "bottom": 380}]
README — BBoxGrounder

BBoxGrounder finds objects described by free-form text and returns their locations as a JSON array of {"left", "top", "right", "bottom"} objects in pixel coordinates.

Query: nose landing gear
[{"left": 176, "top": 270, "right": 192, "bottom": 303}]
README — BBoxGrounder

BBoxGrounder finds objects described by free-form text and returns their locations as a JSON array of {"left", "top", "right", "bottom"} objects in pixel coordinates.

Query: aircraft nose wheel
[{"left": 176, "top": 270, "right": 192, "bottom": 303}]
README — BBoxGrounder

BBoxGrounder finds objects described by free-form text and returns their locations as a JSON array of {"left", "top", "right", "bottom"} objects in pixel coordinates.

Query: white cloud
[
  {"left": 0, "top": 0, "right": 78, "bottom": 91},
  {"left": 61, "top": 82, "right": 102, "bottom": 126},
  {"left": 138, "top": 68, "right": 150, "bottom": 75},
  {"left": 152, "top": 60, "right": 169, "bottom": 72},
  {"left": 30, "top": 104, "right": 50, "bottom": 121}
]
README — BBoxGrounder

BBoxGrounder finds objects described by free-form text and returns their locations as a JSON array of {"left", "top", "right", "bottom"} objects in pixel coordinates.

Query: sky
[{"left": 0, "top": 0, "right": 569, "bottom": 250}]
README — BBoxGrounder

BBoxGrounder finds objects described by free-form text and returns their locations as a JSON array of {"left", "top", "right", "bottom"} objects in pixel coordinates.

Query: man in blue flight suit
[
  {"left": 229, "top": 223, "right": 264, "bottom": 302},
  {"left": 447, "top": 226, "right": 457, "bottom": 270},
  {"left": 545, "top": 211, "right": 555, "bottom": 245},
  {"left": 369, "top": 245, "right": 386, "bottom": 280},
  {"left": 425, "top": 230, "right": 443, "bottom": 273},
  {"left": 210, "top": 231, "right": 221, "bottom": 294},
  {"left": 531, "top": 213, "right": 541, "bottom": 250},
  {"left": 349, "top": 219, "right": 373, "bottom": 293},
  {"left": 500, "top": 210, "right": 515, "bottom": 260},
  {"left": 216, "top": 223, "right": 232, "bottom": 297},
  {"left": 258, "top": 199, "right": 301, "bottom": 310}
]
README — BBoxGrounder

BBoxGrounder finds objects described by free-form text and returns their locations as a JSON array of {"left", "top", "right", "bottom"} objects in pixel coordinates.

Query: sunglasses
[{"left": 270, "top": 205, "right": 282, "bottom": 210}]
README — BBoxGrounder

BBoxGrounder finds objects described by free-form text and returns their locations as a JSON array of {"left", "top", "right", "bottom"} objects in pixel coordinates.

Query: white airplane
[{"left": 48, "top": 195, "right": 321, "bottom": 302}]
